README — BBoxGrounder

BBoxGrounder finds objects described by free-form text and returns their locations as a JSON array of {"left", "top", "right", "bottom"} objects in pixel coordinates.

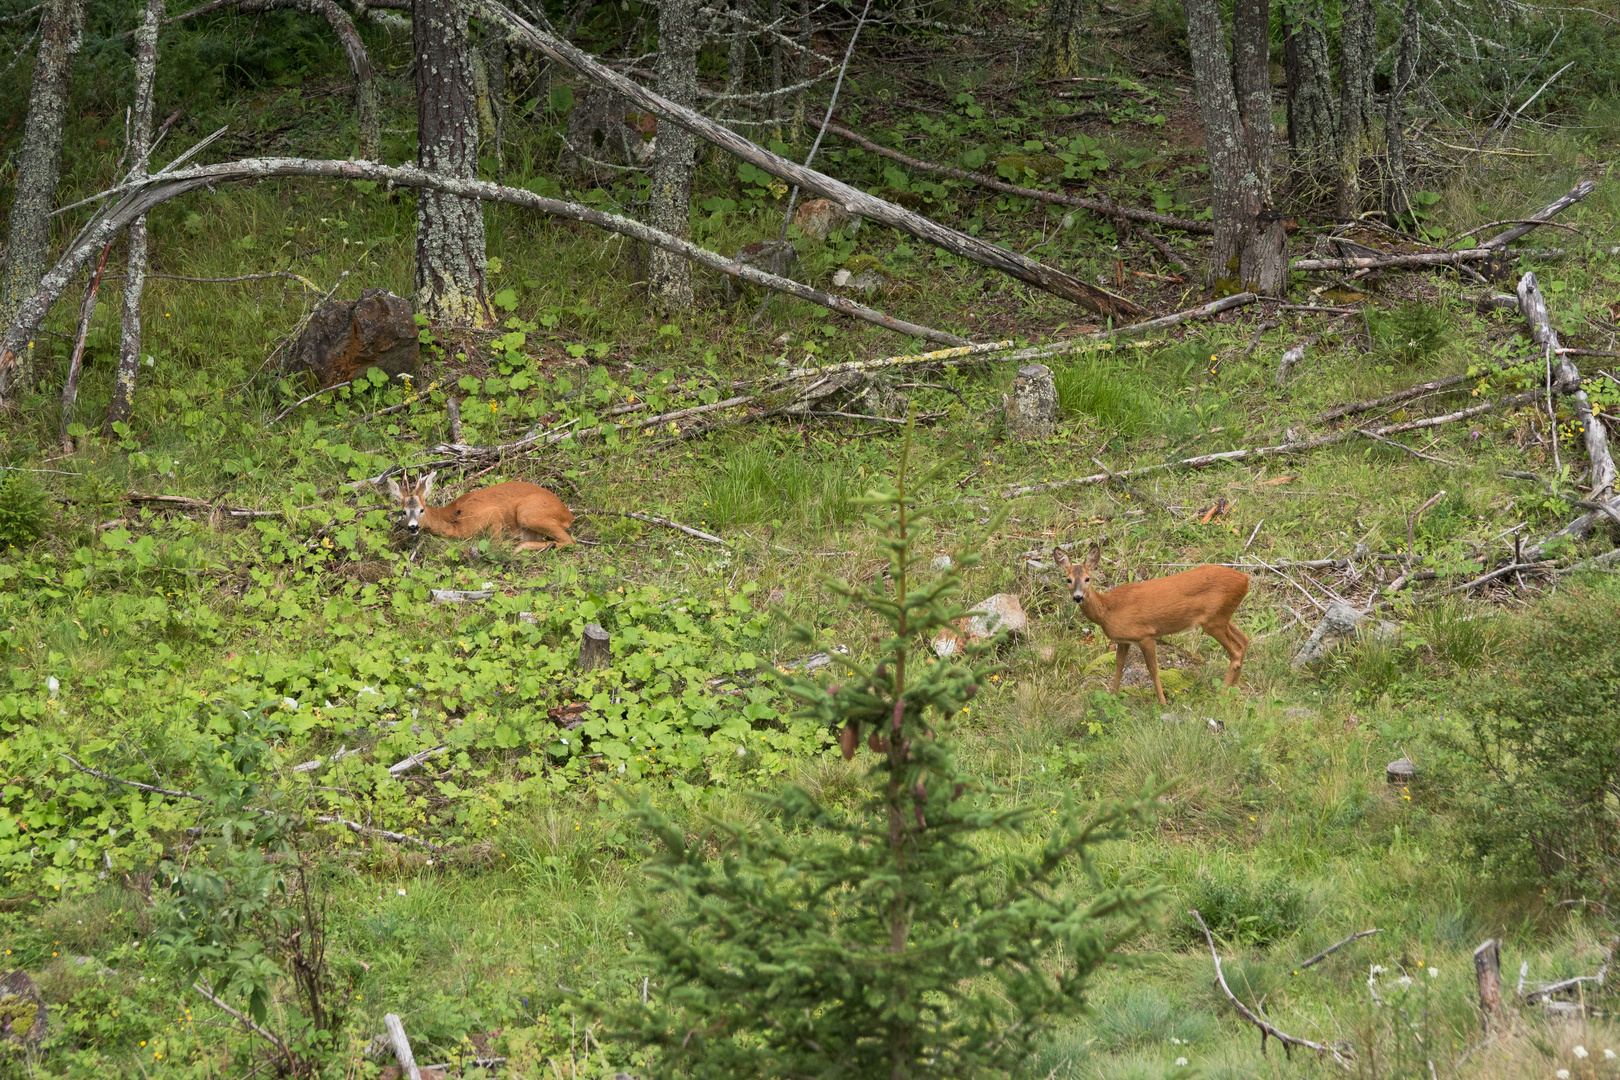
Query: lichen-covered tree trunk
[
  {"left": 1383, "top": 0, "right": 1420, "bottom": 226},
  {"left": 0, "top": 0, "right": 86, "bottom": 341},
  {"left": 1040, "top": 0, "right": 1085, "bottom": 80},
  {"left": 1283, "top": 0, "right": 1336, "bottom": 191},
  {"left": 103, "top": 0, "right": 164, "bottom": 435},
  {"left": 1336, "top": 0, "right": 1377, "bottom": 220},
  {"left": 414, "top": 0, "right": 493, "bottom": 326},
  {"left": 1186, "top": 0, "right": 1288, "bottom": 293},
  {"left": 647, "top": 0, "right": 701, "bottom": 311}
]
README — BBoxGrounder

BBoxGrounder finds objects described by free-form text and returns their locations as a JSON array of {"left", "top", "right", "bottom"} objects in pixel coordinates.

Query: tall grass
[{"left": 694, "top": 440, "right": 862, "bottom": 529}]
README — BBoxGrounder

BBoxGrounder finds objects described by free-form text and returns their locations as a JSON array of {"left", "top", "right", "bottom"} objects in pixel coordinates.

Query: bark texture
[
  {"left": 648, "top": 0, "right": 702, "bottom": 310},
  {"left": 1383, "top": 0, "right": 1420, "bottom": 226},
  {"left": 414, "top": 0, "right": 492, "bottom": 326},
  {"left": 1040, "top": 0, "right": 1085, "bottom": 80},
  {"left": 104, "top": 0, "right": 165, "bottom": 434},
  {"left": 1336, "top": 0, "right": 1376, "bottom": 218},
  {"left": 1283, "top": 0, "right": 1335, "bottom": 185},
  {"left": 0, "top": 0, "right": 86, "bottom": 343},
  {"left": 1186, "top": 0, "right": 1287, "bottom": 293}
]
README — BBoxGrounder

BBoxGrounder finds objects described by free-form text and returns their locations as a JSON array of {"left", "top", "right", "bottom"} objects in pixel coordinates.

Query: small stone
[
  {"left": 793, "top": 198, "right": 861, "bottom": 240},
  {"left": 931, "top": 555, "right": 954, "bottom": 571},
  {"left": 832, "top": 269, "right": 851, "bottom": 287},
  {"left": 1159, "top": 711, "right": 1186, "bottom": 723},
  {"left": 1283, "top": 707, "right": 1317, "bottom": 719},
  {"left": 846, "top": 270, "right": 888, "bottom": 294},
  {"left": 1386, "top": 758, "right": 1416, "bottom": 784},
  {"left": 1292, "top": 602, "right": 1372, "bottom": 668},
  {"left": 932, "top": 594, "right": 1026, "bottom": 656}
]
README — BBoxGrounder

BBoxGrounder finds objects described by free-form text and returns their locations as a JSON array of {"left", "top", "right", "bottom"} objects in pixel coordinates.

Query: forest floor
[{"left": 5, "top": 5, "right": 1620, "bottom": 1079}]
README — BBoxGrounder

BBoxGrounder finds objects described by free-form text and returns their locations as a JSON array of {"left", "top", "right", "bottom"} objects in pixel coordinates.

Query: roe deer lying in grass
[
  {"left": 385, "top": 470, "right": 575, "bottom": 551},
  {"left": 1054, "top": 544, "right": 1249, "bottom": 704}
]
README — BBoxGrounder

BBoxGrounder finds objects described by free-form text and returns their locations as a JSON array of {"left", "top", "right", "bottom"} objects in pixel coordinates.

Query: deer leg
[
  {"left": 1110, "top": 642, "right": 1131, "bottom": 694},
  {"left": 516, "top": 509, "right": 575, "bottom": 551},
  {"left": 1139, "top": 637, "right": 1166, "bottom": 704},
  {"left": 514, "top": 540, "right": 557, "bottom": 552},
  {"left": 1206, "top": 620, "right": 1249, "bottom": 686}
]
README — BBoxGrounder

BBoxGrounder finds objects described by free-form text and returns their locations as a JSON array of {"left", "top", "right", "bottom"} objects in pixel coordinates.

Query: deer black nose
[{"left": 1071, "top": 594, "right": 1081, "bottom": 602}]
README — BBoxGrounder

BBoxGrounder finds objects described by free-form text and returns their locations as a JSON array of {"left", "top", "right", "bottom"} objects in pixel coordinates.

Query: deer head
[
  {"left": 1051, "top": 544, "right": 1101, "bottom": 603},
  {"left": 385, "top": 471, "right": 437, "bottom": 535}
]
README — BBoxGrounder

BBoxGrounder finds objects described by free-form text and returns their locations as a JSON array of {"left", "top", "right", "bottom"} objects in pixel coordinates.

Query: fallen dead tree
[
  {"left": 823, "top": 120, "right": 1212, "bottom": 236},
  {"left": 468, "top": 0, "right": 1146, "bottom": 321},
  {"left": 0, "top": 156, "right": 971, "bottom": 403}
]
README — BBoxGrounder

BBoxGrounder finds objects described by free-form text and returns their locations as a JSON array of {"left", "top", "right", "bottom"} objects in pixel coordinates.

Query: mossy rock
[
  {"left": 0, "top": 970, "right": 46, "bottom": 1047},
  {"left": 995, "top": 154, "right": 1066, "bottom": 180},
  {"left": 844, "top": 254, "right": 884, "bottom": 275}
]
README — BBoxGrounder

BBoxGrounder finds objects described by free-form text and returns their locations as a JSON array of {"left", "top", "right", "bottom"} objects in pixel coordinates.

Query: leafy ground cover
[{"left": 5, "top": 3, "right": 1620, "bottom": 1078}]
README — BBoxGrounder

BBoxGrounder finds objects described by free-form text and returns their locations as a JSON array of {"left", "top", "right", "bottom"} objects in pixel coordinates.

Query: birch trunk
[
  {"left": 103, "top": 0, "right": 164, "bottom": 435},
  {"left": 1040, "top": 0, "right": 1085, "bottom": 80},
  {"left": 1186, "top": 0, "right": 1287, "bottom": 293},
  {"left": 0, "top": 0, "right": 86, "bottom": 342},
  {"left": 1337, "top": 0, "right": 1376, "bottom": 219},
  {"left": 1283, "top": 0, "right": 1335, "bottom": 190},
  {"left": 647, "top": 0, "right": 701, "bottom": 310},
  {"left": 414, "top": 0, "right": 493, "bottom": 326}
]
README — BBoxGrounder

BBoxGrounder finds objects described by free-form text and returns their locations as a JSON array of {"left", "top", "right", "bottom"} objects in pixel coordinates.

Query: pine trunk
[
  {"left": 1383, "top": 0, "right": 1420, "bottom": 226},
  {"left": 1283, "top": 0, "right": 1336, "bottom": 191},
  {"left": 103, "top": 0, "right": 164, "bottom": 434},
  {"left": 647, "top": 0, "right": 701, "bottom": 311},
  {"left": 1040, "top": 0, "right": 1085, "bottom": 80},
  {"left": 0, "top": 0, "right": 86, "bottom": 340},
  {"left": 413, "top": 0, "right": 492, "bottom": 326},
  {"left": 1187, "top": 0, "right": 1287, "bottom": 293},
  {"left": 1336, "top": 0, "right": 1376, "bottom": 219}
]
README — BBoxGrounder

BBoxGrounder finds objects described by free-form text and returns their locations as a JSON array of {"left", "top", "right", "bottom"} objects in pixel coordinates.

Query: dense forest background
[{"left": 3, "top": 0, "right": 1620, "bottom": 1075}]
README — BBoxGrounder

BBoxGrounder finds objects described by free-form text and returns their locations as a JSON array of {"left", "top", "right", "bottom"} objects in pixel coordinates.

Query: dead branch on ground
[
  {"left": 571, "top": 508, "right": 729, "bottom": 545},
  {"left": 1518, "top": 270, "right": 1615, "bottom": 496},
  {"left": 1191, "top": 909, "right": 1354, "bottom": 1069},
  {"left": 1292, "top": 928, "right": 1382, "bottom": 974}
]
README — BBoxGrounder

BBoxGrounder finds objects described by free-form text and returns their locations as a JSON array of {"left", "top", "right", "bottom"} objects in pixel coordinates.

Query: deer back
[
  {"left": 424, "top": 482, "right": 573, "bottom": 539},
  {"left": 1083, "top": 565, "right": 1249, "bottom": 640}
]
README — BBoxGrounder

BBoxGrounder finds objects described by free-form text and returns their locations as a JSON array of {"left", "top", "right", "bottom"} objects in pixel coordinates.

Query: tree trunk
[
  {"left": 103, "top": 0, "right": 164, "bottom": 435},
  {"left": 1283, "top": 0, "right": 1335, "bottom": 192},
  {"left": 0, "top": 0, "right": 86, "bottom": 342},
  {"left": 647, "top": 0, "right": 701, "bottom": 311},
  {"left": 1040, "top": 0, "right": 1084, "bottom": 80},
  {"left": 414, "top": 0, "right": 493, "bottom": 326},
  {"left": 1336, "top": 0, "right": 1376, "bottom": 219},
  {"left": 1383, "top": 0, "right": 1420, "bottom": 226},
  {"left": 482, "top": 27, "right": 508, "bottom": 180},
  {"left": 1186, "top": 0, "right": 1287, "bottom": 293}
]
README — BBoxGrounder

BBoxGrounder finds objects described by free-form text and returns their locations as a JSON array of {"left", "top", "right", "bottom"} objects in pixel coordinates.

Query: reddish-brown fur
[
  {"left": 1053, "top": 543, "right": 1249, "bottom": 704},
  {"left": 386, "top": 471, "right": 574, "bottom": 552}
]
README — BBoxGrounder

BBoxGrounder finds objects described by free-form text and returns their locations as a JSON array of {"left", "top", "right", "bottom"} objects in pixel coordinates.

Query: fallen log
[
  {"left": 1518, "top": 270, "right": 1615, "bottom": 496},
  {"left": 468, "top": 0, "right": 1147, "bottom": 321},
  {"left": 1480, "top": 179, "right": 1595, "bottom": 249},
  {"left": 0, "top": 158, "right": 967, "bottom": 402},
  {"left": 822, "top": 120, "right": 1212, "bottom": 236}
]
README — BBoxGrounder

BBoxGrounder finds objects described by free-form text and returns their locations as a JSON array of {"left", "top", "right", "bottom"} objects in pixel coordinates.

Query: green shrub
[
  {"left": 1366, "top": 302, "right": 1451, "bottom": 367},
  {"left": 0, "top": 470, "right": 50, "bottom": 549},
  {"left": 1053, "top": 360, "right": 1157, "bottom": 436},
  {"left": 1177, "top": 862, "right": 1304, "bottom": 948},
  {"left": 1433, "top": 577, "right": 1620, "bottom": 900}
]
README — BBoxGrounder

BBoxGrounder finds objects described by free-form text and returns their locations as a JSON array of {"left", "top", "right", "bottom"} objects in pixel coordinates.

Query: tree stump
[
  {"left": 1003, "top": 364, "right": 1057, "bottom": 440},
  {"left": 1386, "top": 759, "right": 1416, "bottom": 785},
  {"left": 578, "top": 623, "right": 610, "bottom": 671},
  {"left": 1474, "top": 939, "right": 1506, "bottom": 1034}
]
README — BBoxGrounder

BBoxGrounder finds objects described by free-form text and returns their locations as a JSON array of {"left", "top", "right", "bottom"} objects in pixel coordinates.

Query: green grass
[{"left": 5, "top": 5, "right": 1620, "bottom": 1077}]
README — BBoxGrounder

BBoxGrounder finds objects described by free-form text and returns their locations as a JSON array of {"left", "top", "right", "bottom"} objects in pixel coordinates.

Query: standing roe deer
[
  {"left": 385, "top": 471, "right": 575, "bottom": 551},
  {"left": 1053, "top": 544, "right": 1249, "bottom": 704}
]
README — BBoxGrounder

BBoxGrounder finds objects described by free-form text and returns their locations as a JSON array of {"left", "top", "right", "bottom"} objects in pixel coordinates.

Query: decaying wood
[
  {"left": 469, "top": 0, "right": 1147, "bottom": 321},
  {"left": 1475, "top": 939, "right": 1508, "bottom": 1034},
  {"left": 1191, "top": 909, "right": 1353, "bottom": 1069},
  {"left": 1518, "top": 270, "right": 1615, "bottom": 496},
  {"left": 59, "top": 242, "right": 112, "bottom": 451},
  {"left": 1292, "top": 928, "right": 1382, "bottom": 974},
  {"left": 267, "top": 379, "right": 354, "bottom": 426},
  {"left": 823, "top": 120, "right": 1213, "bottom": 235},
  {"left": 1480, "top": 179, "right": 1595, "bottom": 249},
  {"left": 0, "top": 157, "right": 966, "bottom": 382},
  {"left": 578, "top": 622, "right": 610, "bottom": 671},
  {"left": 384, "top": 1014, "right": 424, "bottom": 1080},
  {"left": 388, "top": 745, "right": 445, "bottom": 777},
  {"left": 123, "top": 491, "right": 288, "bottom": 518},
  {"left": 59, "top": 753, "right": 446, "bottom": 850},
  {"left": 1003, "top": 387, "right": 1549, "bottom": 498},
  {"left": 571, "top": 507, "right": 729, "bottom": 544}
]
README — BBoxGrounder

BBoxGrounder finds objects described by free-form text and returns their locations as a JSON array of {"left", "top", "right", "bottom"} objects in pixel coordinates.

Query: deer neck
[{"left": 1078, "top": 585, "right": 1116, "bottom": 634}]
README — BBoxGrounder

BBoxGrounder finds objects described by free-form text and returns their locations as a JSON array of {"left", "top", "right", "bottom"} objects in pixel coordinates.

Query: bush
[
  {"left": 1177, "top": 861, "right": 1304, "bottom": 948},
  {"left": 0, "top": 470, "right": 49, "bottom": 549},
  {"left": 1366, "top": 302, "right": 1450, "bottom": 367},
  {"left": 1433, "top": 577, "right": 1620, "bottom": 900}
]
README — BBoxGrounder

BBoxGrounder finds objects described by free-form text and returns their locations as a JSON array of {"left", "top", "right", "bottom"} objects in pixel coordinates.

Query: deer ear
[
  {"left": 1052, "top": 547, "right": 1070, "bottom": 567},
  {"left": 417, "top": 471, "right": 437, "bottom": 501},
  {"left": 384, "top": 476, "right": 403, "bottom": 502},
  {"left": 1085, "top": 543, "right": 1101, "bottom": 569}
]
